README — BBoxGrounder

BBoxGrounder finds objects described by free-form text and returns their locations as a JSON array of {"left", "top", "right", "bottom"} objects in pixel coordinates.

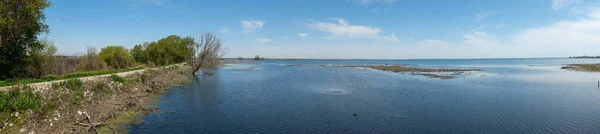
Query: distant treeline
[{"left": 569, "top": 56, "right": 600, "bottom": 59}]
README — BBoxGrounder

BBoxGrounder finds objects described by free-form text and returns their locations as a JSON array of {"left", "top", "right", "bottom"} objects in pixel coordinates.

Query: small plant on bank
[
  {"left": 0, "top": 86, "right": 41, "bottom": 112},
  {"left": 92, "top": 82, "right": 112, "bottom": 96},
  {"left": 110, "top": 75, "right": 127, "bottom": 83},
  {"left": 62, "top": 79, "right": 85, "bottom": 105}
]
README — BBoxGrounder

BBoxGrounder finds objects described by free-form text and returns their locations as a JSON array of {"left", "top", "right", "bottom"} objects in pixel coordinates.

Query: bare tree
[{"left": 189, "top": 32, "right": 228, "bottom": 74}]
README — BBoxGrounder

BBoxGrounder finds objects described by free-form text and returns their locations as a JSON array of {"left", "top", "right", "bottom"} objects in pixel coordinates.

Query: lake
[{"left": 129, "top": 58, "right": 600, "bottom": 133}]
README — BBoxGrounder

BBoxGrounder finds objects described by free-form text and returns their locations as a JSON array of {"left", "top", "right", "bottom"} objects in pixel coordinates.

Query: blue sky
[{"left": 45, "top": 0, "right": 600, "bottom": 59}]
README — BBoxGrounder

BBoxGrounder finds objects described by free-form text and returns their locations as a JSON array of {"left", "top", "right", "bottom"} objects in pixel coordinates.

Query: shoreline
[
  {"left": 0, "top": 64, "right": 193, "bottom": 133},
  {"left": 562, "top": 64, "right": 600, "bottom": 72}
]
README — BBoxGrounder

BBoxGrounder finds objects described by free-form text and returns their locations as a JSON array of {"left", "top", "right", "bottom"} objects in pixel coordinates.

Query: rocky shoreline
[{"left": 0, "top": 64, "right": 192, "bottom": 133}]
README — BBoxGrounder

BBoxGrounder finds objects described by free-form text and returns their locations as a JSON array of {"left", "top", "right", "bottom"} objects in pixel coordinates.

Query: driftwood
[{"left": 76, "top": 113, "right": 105, "bottom": 133}]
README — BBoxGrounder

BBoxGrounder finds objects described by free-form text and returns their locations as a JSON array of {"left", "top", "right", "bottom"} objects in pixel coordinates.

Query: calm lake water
[{"left": 129, "top": 58, "right": 600, "bottom": 133}]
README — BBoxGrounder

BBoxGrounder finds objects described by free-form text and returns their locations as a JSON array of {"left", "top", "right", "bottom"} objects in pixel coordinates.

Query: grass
[
  {"left": 0, "top": 67, "right": 143, "bottom": 87},
  {"left": 0, "top": 86, "right": 41, "bottom": 112}
]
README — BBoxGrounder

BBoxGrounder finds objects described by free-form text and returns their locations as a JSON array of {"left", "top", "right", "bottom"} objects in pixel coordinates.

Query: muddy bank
[
  {"left": 285, "top": 64, "right": 481, "bottom": 79},
  {"left": 562, "top": 64, "right": 600, "bottom": 72},
  {"left": 344, "top": 65, "right": 480, "bottom": 79},
  {"left": 0, "top": 64, "right": 192, "bottom": 134}
]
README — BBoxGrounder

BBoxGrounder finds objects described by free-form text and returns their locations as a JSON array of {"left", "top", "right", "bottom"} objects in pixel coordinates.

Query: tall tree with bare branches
[{"left": 189, "top": 32, "right": 227, "bottom": 74}]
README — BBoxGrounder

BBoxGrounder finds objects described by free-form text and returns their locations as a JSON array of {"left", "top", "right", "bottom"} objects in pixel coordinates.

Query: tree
[
  {"left": 145, "top": 35, "right": 194, "bottom": 66},
  {"left": 77, "top": 47, "right": 107, "bottom": 71},
  {"left": 0, "top": 0, "right": 52, "bottom": 79},
  {"left": 27, "top": 38, "right": 57, "bottom": 77},
  {"left": 190, "top": 32, "right": 227, "bottom": 74},
  {"left": 99, "top": 45, "right": 135, "bottom": 69},
  {"left": 131, "top": 44, "right": 147, "bottom": 63}
]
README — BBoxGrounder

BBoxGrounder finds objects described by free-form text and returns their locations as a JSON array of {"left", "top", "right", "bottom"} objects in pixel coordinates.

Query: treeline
[
  {"left": 0, "top": 0, "right": 226, "bottom": 80},
  {"left": 0, "top": 34, "right": 225, "bottom": 80}
]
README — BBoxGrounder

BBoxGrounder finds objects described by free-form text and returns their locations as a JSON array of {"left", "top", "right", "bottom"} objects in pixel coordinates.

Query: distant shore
[{"left": 562, "top": 64, "right": 600, "bottom": 72}]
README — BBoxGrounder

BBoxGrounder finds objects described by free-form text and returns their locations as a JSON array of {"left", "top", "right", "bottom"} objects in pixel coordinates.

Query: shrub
[
  {"left": 27, "top": 39, "right": 59, "bottom": 78},
  {"left": 110, "top": 75, "right": 126, "bottom": 83},
  {"left": 78, "top": 47, "right": 108, "bottom": 72},
  {"left": 92, "top": 82, "right": 111, "bottom": 96},
  {"left": 62, "top": 79, "right": 84, "bottom": 104},
  {"left": 99, "top": 45, "right": 136, "bottom": 69},
  {"left": 41, "top": 75, "right": 58, "bottom": 81},
  {"left": 0, "top": 86, "right": 41, "bottom": 112}
]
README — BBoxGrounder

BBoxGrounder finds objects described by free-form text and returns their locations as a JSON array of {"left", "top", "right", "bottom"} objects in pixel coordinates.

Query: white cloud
[
  {"left": 552, "top": 0, "right": 580, "bottom": 10},
  {"left": 241, "top": 20, "right": 265, "bottom": 33},
  {"left": 349, "top": 0, "right": 395, "bottom": 4},
  {"left": 475, "top": 12, "right": 494, "bottom": 22},
  {"left": 297, "top": 33, "right": 308, "bottom": 38},
  {"left": 513, "top": 8, "right": 600, "bottom": 47},
  {"left": 463, "top": 31, "right": 499, "bottom": 46},
  {"left": 219, "top": 27, "right": 229, "bottom": 33},
  {"left": 256, "top": 38, "right": 272, "bottom": 43},
  {"left": 308, "top": 18, "right": 398, "bottom": 42}
]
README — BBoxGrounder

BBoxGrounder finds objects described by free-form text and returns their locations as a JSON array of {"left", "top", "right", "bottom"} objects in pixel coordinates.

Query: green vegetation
[
  {"left": 110, "top": 75, "right": 127, "bottom": 83},
  {"left": 254, "top": 55, "right": 266, "bottom": 60},
  {"left": 27, "top": 39, "right": 59, "bottom": 78},
  {"left": 91, "top": 82, "right": 111, "bottom": 96},
  {"left": 0, "top": 0, "right": 52, "bottom": 79},
  {"left": 0, "top": 86, "right": 41, "bottom": 112},
  {"left": 0, "top": 0, "right": 225, "bottom": 85},
  {"left": 99, "top": 45, "right": 136, "bottom": 69},
  {"left": 134, "top": 35, "right": 195, "bottom": 66},
  {"left": 61, "top": 79, "right": 84, "bottom": 104},
  {"left": 0, "top": 67, "right": 143, "bottom": 87},
  {"left": 78, "top": 47, "right": 108, "bottom": 71}
]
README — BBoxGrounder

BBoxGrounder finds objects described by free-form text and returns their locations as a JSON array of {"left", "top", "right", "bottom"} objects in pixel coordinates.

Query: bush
[
  {"left": 99, "top": 45, "right": 135, "bottom": 69},
  {"left": 41, "top": 75, "right": 58, "bottom": 81},
  {"left": 27, "top": 39, "right": 59, "bottom": 78},
  {"left": 92, "top": 82, "right": 111, "bottom": 96},
  {"left": 110, "top": 75, "right": 126, "bottom": 83},
  {"left": 62, "top": 79, "right": 84, "bottom": 104},
  {"left": 78, "top": 47, "right": 108, "bottom": 72},
  {"left": 0, "top": 86, "right": 41, "bottom": 112}
]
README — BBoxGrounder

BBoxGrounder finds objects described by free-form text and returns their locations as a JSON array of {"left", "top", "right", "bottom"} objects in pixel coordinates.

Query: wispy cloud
[
  {"left": 256, "top": 38, "right": 272, "bottom": 43},
  {"left": 297, "top": 33, "right": 308, "bottom": 39},
  {"left": 552, "top": 0, "right": 581, "bottom": 10},
  {"left": 219, "top": 27, "right": 229, "bottom": 33},
  {"left": 475, "top": 12, "right": 494, "bottom": 22},
  {"left": 307, "top": 18, "right": 398, "bottom": 42},
  {"left": 241, "top": 20, "right": 265, "bottom": 33}
]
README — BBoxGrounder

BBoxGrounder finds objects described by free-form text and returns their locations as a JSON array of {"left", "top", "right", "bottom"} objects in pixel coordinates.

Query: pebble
[{"left": 19, "top": 128, "right": 25, "bottom": 132}]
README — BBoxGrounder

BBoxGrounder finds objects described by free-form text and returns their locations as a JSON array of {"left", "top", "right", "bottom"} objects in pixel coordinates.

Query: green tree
[
  {"left": 99, "top": 45, "right": 135, "bottom": 69},
  {"left": 131, "top": 44, "right": 147, "bottom": 63},
  {"left": 0, "top": 0, "right": 52, "bottom": 79},
  {"left": 27, "top": 38, "right": 57, "bottom": 77},
  {"left": 145, "top": 35, "right": 194, "bottom": 66}
]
